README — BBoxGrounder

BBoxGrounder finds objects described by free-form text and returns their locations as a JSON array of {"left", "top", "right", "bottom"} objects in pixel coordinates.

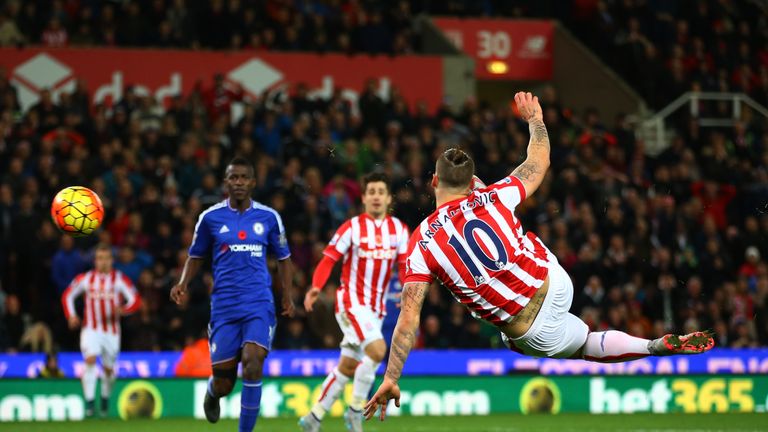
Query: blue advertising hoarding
[{"left": 2, "top": 349, "right": 767, "bottom": 378}]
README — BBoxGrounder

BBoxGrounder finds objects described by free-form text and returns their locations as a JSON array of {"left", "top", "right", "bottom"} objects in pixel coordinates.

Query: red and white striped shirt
[
  {"left": 323, "top": 214, "right": 410, "bottom": 317},
  {"left": 404, "top": 175, "right": 557, "bottom": 326},
  {"left": 61, "top": 270, "right": 141, "bottom": 334}
]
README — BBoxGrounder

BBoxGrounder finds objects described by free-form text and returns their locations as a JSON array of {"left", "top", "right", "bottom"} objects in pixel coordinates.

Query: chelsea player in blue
[{"left": 170, "top": 157, "right": 295, "bottom": 431}]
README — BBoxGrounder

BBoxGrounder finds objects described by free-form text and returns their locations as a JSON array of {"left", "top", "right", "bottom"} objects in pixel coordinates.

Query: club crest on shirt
[{"left": 253, "top": 222, "right": 264, "bottom": 235}]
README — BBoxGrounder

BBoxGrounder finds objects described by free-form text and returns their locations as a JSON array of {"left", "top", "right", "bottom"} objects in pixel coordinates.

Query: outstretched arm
[
  {"left": 170, "top": 257, "right": 203, "bottom": 304},
  {"left": 511, "top": 91, "right": 550, "bottom": 198},
  {"left": 364, "top": 281, "right": 430, "bottom": 421},
  {"left": 277, "top": 258, "right": 296, "bottom": 317}
]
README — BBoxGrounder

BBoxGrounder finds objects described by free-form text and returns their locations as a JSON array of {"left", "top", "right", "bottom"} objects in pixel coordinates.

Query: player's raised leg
[
  {"left": 300, "top": 355, "right": 356, "bottom": 431},
  {"left": 204, "top": 320, "right": 240, "bottom": 423},
  {"left": 503, "top": 262, "right": 715, "bottom": 362}
]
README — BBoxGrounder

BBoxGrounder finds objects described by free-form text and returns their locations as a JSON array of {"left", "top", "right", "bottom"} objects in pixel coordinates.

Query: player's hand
[
  {"left": 364, "top": 376, "right": 401, "bottom": 422},
  {"left": 68, "top": 316, "right": 80, "bottom": 330},
  {"left": 281, "top": 295, "right": 296, "bottom": 317},
  {"left": 515, "top": 91, "right": 543, "bottom": 123},
  {"left": 170, "top": 284, "right": 188, "bottom": 304},
  {"left": 303, "top": 288, "right": 321, "bottom": 312}
]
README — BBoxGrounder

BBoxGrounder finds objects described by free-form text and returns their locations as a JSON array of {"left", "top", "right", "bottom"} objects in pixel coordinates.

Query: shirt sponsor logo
[
  {"left": 224, "top": 243, "right": 264, "bottom": 257},
  {"left": 358, "top": 248, "right": 397, "bottom": 260}
]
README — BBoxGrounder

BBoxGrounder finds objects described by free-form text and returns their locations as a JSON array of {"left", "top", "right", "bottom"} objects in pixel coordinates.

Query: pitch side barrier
[
  {"left": 1, "top": 375, "right": 767, "bottom": 421},
  {"left": 2, "top": 349, "right": 767, "bottom": 379}
]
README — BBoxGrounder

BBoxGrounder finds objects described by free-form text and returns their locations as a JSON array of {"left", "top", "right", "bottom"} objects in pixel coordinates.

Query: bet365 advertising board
[{"left": 1, "top": 375, "right": 767, "bottom": 421}]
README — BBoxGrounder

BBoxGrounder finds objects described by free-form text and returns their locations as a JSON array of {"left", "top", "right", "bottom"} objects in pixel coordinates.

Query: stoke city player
[
  {"left": 365, "top": 92, "right": 715, "bottom": 420},
  {"left": 300, "top": 172, "right": 409, "bottom": 432},
  {"left": 62, "top": 243, "right": 141, "bottom": 418},
  {"left": 170, "top": 157, "right": 295, "bottom": 432}
]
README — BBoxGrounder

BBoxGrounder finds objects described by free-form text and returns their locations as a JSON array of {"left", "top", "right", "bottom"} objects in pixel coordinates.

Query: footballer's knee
[
  {"left": 241, "top": 358, "right": 263, "bottom": 381},
  {"left": 364, "top": 339, "right": 386, "bottom": 363},
  {"left": 337, "top": 356, "right": 359, "bottom": 377},
  {"left": 241, "top": 343, "right": 267, "bottom": 381},
  {"left": 84, "top": 356, "right": 97, "bottom": 366},
  {"left": 103, "top": 367, "right": 113, "bottom": 377}
]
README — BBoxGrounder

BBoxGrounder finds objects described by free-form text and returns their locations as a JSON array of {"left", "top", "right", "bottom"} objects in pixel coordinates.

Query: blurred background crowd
[
  {"left": 0, "top": 0, "right": 767, "bottom": 354},
  {"left": 1, "top": 1, "right": 767, "bottom": 108}
]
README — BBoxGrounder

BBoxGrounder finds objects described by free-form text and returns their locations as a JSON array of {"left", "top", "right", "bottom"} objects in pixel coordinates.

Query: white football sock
[
  {"left": 582, "top": 330, "right": 651, "bottom": 363},
  {"left": 351, "top": 356, "right": 380, "bottom": 411},
  {"left": 82, "top": 363, "right": 98, "bottom": 401},
  {"left": 101, "top": 371, "right": 115, "bottom": 399},
  {"left": 312, "top": 367, "right": 350, "bottom": 420}
]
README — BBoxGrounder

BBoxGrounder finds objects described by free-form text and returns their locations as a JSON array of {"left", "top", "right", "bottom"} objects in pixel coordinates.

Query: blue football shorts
[{"left": 208, "top": 303, "right": 276, "bottom": 365}]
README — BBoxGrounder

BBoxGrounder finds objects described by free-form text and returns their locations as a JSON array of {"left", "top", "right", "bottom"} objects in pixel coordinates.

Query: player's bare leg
[
  {"left": 206, "top": 358, "right": 238, "bottom": 423},
  {"left": 82, "top": 356, "right": 98, "bottom": 418},
  {"left": 100, "top": 366, "right": 115, "bottom": 418},
  {"left": 345, "top": 339, "right": 386, "bottom": 432},
  {"left": 300, "top": 355, "right": 358, "bottom": 431},
  {"left": 240, "top": 343, "right": 267, "bottom": 432}
]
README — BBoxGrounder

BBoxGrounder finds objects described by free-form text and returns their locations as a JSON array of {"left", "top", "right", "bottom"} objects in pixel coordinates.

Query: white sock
[
  {"left": 351, "top": 356, "right": 380, "bottom": 411},
  {"left": 101, "top": 372, "right": 115, "bottom": 400},
  {"left": 582, "top": 330, "right": 651, "bottom": 363},
  {"left": 82, "top": 363, "right": 98, "bottom": 402},
  {"left": 312, "top": 367, "right": 350, "bottom": 420}
]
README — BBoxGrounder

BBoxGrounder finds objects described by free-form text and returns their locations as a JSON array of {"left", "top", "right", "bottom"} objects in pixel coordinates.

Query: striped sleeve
[
  {"left": 403, "top": 229, "right": 433, "bottom": 284},
  {"left": 323, "top": 219, "right": 353, "bottom": 261},
  {"left": 488, "top": 175, "right": 527, "bottom": 211},
  {"left": 61, "top": 273, "right": 87, "bottom": 320}
]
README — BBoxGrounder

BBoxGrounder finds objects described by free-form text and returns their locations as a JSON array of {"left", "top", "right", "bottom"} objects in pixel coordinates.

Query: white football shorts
[
  {"left": 510, "top": 262, "right": 589, "bottom": 358},
  {"left": 80, "top": 328, "right": 120, "bottom": 368},
  {"left": 335, "top": 306, "right": 384, "bottom": 361}
]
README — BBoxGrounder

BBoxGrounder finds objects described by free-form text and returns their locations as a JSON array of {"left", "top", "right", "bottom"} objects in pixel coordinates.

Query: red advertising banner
[
  {"left": 0, "top": 48, "right": 444, "bottom": 114},
  {"left": 432, "top": 18, "right": 553, "bottom": 81}
]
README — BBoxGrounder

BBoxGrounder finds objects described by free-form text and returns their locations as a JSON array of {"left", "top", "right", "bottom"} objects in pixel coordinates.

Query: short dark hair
[
  {"left": 95, "top": 243, "right": 112, "bottom": 254},
  {"left": 436, "top": 148, "right": 474, "bottom": 189},
  {"left": 226, "top": 156, "right": 255, "bottom": 177},
  {"left": 362, "top": 172, "right": 390, "bottom": 194}
]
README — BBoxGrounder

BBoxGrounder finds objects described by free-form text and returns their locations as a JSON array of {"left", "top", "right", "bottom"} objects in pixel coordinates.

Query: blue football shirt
[{"left": 189, "top": 199, "right": 291, "bottom": 320}]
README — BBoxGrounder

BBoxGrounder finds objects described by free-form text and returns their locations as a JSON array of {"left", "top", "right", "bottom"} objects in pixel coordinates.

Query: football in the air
[{"left": 50, "top": 186, "right": 105, "bottom": 237}]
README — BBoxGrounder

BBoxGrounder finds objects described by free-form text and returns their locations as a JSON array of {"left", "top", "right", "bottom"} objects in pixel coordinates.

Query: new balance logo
[{"left": 219, "top": 225, "right": 230, "bottom": 233}]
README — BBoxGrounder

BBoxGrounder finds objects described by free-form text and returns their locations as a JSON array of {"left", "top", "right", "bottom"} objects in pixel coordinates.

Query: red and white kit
[
  {"left": 315, "top": 214, "right": 409, "bottom": 356},
  {"left": 405, "top": 175, "right": 559, "bottom": 324},
  {"left": 62, "top": 270, "right": 141, "bottom": 367}
]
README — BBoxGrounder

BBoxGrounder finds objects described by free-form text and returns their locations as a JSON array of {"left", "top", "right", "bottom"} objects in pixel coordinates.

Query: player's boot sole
[
  {"left": 203, "top": 391, "right": 220, "bottom": 423},
  {"left": 652, "top": 330, "right": 715, "bottom": 355}
]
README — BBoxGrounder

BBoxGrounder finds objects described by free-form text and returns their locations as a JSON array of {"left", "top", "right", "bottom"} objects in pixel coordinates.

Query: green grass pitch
[{"left": 2, "top": 413, "right": 765, "bottom": 432}]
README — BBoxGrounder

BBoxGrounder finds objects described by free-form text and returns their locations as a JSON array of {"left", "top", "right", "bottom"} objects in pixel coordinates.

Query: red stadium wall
[
  {"left": 0, "top": 48, "right": 445, "bottom": 113},
  {"left": 432, "top": 18, "right": 553, "bottom": 80}
]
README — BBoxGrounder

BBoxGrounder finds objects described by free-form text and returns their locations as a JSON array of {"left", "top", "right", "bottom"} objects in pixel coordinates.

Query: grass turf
[{"left": 1, "top": 413, "right": 765, "bottom": 432}]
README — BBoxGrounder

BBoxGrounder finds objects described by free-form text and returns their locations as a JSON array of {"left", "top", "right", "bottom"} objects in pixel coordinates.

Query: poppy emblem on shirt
[
  {"left": 238, "top": 230, "right": 247, "bottom": 240},
  {"left": 253, "top": 223, "right": 264, "bottom": 235}
]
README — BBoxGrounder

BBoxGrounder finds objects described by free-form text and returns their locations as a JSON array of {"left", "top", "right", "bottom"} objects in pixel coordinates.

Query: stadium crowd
[
  {"left": 0, "top": 64, "right": 766, "bottom": 353},
  {"left": 2, "top": 1, "right": 767, "bottom": 109}
]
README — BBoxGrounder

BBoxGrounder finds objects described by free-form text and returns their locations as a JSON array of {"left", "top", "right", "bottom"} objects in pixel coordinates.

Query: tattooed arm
[
  {"left": 385, "top": 281, "right": 429, "bottom": 381},
  {"left": 364, "top": 281, "right": 430, "bottom": 421},
  {"left": 511, "top": 91, "right": 550, "bottom": 198}
]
